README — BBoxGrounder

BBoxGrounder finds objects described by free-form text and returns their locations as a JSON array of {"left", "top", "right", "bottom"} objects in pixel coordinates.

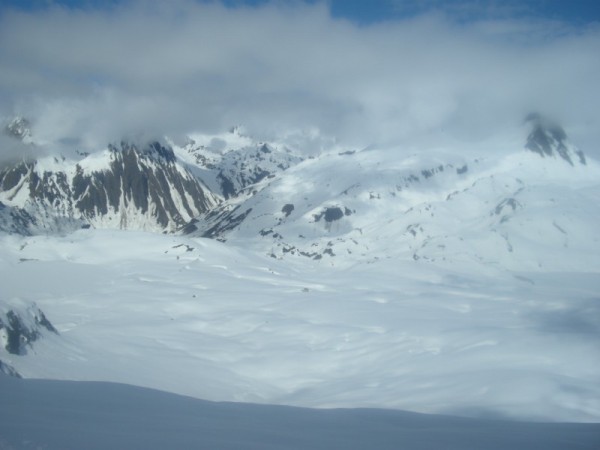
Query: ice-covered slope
[{"left": 1, "top": 230, "right": 599, "bottom": 422}]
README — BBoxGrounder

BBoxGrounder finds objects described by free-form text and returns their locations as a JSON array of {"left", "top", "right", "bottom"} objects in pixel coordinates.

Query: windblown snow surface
[
  {"left": 1, "top": 135, "right": 600, "bottom": 448},
  {"left": 1, "top": 226, "right": 600, "bottom": 448}
]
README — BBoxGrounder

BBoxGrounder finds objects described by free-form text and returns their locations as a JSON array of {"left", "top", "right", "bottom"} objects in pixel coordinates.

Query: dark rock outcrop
[
  {"left": 0, "top": 360, "right": 21, "bottom": 378},
  {"left": 314, "top": 206, "right": 352, "bottom": 223},
  {"left": 525, "top": 113, "right": 586, "bottom": 165},
  {"left": 0, "top": 304, "right": 58, "bottom": 355}
]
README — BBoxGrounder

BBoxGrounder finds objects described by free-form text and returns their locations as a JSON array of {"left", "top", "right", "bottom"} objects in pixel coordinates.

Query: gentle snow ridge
[{"left": 1, "top": 375, "right": 599, "bottom": 450}]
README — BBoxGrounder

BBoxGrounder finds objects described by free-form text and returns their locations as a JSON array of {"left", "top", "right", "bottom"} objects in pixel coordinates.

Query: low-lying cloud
[{"left": 1, "top": 0, "right": 599, "bottom": 156}]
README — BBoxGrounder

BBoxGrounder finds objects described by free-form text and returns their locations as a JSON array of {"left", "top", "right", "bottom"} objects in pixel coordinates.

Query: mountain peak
[
  {"left": 524, "top": 113, "right": 586, "bottom": 166},
  {"left": 109, "top": 141, "right": 177, "bottom": 164}
]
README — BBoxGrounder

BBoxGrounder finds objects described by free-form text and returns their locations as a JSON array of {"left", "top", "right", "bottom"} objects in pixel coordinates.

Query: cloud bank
[{"left": 1, "top": 0, "right": 599, "bottom": 155}]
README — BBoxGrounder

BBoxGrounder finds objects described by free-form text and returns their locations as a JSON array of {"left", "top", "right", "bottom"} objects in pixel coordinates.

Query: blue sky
[
  {"left": 333, "top": 0, "right": 600, "bottom": 25},
  {"left": 3, "top": 0, "right": 599, "bottom": 25}
]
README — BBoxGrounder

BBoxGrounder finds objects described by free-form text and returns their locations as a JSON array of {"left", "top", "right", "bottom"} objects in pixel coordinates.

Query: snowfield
[
  {"left": 2, "top": 229, "right": 599, "bottom": 426},
  {"left": 1, "top": 120, "right": 600, "bottom": 448},
  {"left": 2, "top": 375, "right": 599, "bottom": 450}
]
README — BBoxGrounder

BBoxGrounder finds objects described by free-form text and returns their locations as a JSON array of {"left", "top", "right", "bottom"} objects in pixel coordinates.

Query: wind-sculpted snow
[{"left": 1, "top": 230, "right": 599, "bottom": 422}]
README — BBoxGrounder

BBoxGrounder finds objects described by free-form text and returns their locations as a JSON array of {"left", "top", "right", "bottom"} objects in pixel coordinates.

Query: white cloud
[{"left": 0, "top": 0, "right": 599, "bottom": 156}]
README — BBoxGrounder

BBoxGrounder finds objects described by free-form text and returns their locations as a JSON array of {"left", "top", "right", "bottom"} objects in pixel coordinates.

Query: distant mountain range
[{"left": 1, "top": 114, "right": 598, "bottom": 272}]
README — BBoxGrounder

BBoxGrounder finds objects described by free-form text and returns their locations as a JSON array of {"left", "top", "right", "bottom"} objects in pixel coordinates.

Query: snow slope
[
  {"left": 1, "top": 375, "right": 599, "bottom": 450},
  {"left": 172, "top": 126, "right": 304, "bottom": 200},
  {"left": 1, "top": 229, "right": 599, "bottom": 423},
  {"left": 188, "top": 134, "right": 600, "bottom": 274}
]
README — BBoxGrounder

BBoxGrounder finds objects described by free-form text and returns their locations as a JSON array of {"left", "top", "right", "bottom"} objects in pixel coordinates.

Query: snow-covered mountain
[
  {"left": 0, "top": 123, "right": 306, "bottom": 234},
  {"left": 175, "top": 126, "right": 304, "bottom": 199},
  {"left": 0, "top": 140, "right": 219, "bottom": 233},
  {"left": 186, "top": 117, "right": 599, "bottom": 273},
  {"left": 1, "top": 115, "right": 599, "bottom": 430},
  {"left": 525, "top": 112, "right": 587, "bottom": 165},
  {"left": 4, "top": 113, "right": 593, "bottom": 269}
]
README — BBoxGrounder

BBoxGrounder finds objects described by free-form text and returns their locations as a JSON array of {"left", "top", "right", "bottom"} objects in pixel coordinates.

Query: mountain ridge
[
  {"left": 0, "top": 140, "right": 219, "bottom": 233},
  {"left": 1, "top": 117, "right": 599, "bottom": 423},
  {"left": 0, "top": 115, "right": 596, "bottom": 272}
]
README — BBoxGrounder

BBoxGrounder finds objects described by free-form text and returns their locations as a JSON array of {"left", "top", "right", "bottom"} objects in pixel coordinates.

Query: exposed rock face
[
  {"left": 0, "top": 359, "right": 21, "bottom": 378},
  {"left": 0, "top": 303, "right": 57, "bottom": 356},
  {"left": 186, "top": 206, "right": 254, "bottom": 239},
  {"left": 0, "top": 201, "right": 45, "bottom": 235},
  {"left": 0, "top": 141, "right": 219, "bottom": 233},
  {"left": 313, "top": 206, "right": 352, "bottom": 223},
  {"left": 282, "top": 204, "right": 294, "bottom": 217},
  {"left": 525, "top": 113, "right": 586, "bottom": 165}
]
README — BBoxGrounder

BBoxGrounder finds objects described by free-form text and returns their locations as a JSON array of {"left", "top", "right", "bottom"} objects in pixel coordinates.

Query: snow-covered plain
[{"left": 1, "top": 229, "right": 599, "bottom": 426}]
